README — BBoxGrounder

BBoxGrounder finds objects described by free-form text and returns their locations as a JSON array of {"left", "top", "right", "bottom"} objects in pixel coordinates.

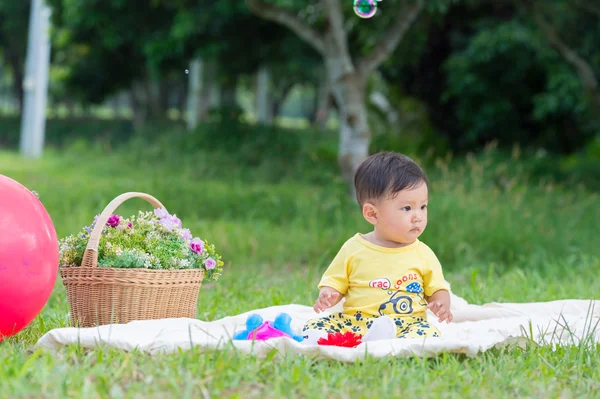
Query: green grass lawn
[{"left": 1, "top": 140, "right": 599, "bottom": 398}]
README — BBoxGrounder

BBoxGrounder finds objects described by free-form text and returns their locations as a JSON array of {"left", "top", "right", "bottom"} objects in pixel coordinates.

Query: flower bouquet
[{"left": 59, "top": 192, "right": 223, "bottom": 327}]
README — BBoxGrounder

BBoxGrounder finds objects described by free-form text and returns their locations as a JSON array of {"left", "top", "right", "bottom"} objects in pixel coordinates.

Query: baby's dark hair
[{"left": 354, "top": 152, "right": 429, "bottom": 206}]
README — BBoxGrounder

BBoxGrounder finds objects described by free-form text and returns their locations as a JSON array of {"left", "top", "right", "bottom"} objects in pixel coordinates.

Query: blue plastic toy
[{"left": 233, "top": 313, "right": 304, "bottom": 342}]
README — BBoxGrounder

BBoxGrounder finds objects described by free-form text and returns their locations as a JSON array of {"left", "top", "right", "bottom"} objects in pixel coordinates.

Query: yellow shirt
[{"left": 318, "top": 233, "right": 450, "bottom": 318}]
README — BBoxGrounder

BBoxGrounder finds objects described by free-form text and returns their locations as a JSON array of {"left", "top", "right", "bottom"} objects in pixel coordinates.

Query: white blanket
[{"left": 36, "top": 293, "right": 600, "bottom": 362}]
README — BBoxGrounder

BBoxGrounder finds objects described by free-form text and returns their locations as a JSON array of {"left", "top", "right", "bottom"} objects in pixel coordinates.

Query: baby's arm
[
  {"left": 313, "top": 286, "right": 343, "bottom": 313},
  {"left": 313, "top": 243, "right": 349, "bottom": 313},
  {"left": 426, "top": 289, "right": 452, "bottom": 323}
]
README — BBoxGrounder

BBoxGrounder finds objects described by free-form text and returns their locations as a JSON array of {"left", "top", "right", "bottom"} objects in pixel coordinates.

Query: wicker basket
[{"left": 60, "top": 192, "right": 204, "bottom": 327}]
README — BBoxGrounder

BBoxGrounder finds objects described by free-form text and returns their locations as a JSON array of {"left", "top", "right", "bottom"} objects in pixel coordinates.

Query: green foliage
[
  {"left": 0, "top": 115, "right": 135, "bottom": 148},
  {"left": 443, "top": 20, "right": 549, "bottom": 147},
  {"left": 382, "top": 0, "right": 600, "bottom": 155},
  {"left": 43, "top": 0, "right": 322, "bottom": 104},
  {"left": 44, "top": 0, "right": 187, "bottom": 103},
  {"left": 59, "top": 210, "right": 224, "bottom": 280},
  {"left": 1, "top": 122, "right": 598, "bottom": 268},
  {"left": 0, "top": 1, "right": 29, "bottom": 103},
  {"left": 441, "top": 17, "right": 598, "bottom": 153},
  {"left": 132, "top": 118, "right": 343, "bottom": 185},
  {"left": 367, "top": 76, "right": 450, "bottom": 160}
]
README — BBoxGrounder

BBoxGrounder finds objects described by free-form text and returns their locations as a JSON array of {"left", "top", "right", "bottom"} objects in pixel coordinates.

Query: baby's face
[{"left": 376, "top": 182, "right": 428, "bottom": 245}]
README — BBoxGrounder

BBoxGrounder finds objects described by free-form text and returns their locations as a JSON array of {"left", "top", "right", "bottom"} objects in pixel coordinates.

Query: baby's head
[{"left": 354, "top": 152, "right": 430, "bottom": 245}]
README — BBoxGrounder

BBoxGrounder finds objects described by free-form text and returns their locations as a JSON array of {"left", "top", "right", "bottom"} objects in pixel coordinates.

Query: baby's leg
[
  {"left": 362, "top": 316, "right": 397, "bottom": 341},
  {"left": 302, "top": 312, "right": 367, "bottom": 344},
  {"left": 394, "top": 316, "right": 441, "bottom": 338}
]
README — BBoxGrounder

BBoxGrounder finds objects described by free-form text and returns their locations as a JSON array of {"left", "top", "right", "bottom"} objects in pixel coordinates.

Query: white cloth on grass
[{"left": 35, "top": 293, "right": 600, "bottom": 362}]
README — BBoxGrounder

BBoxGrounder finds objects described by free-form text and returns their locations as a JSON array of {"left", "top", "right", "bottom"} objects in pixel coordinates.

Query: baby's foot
[
  {"left": 362, "top": 316, "right": 396, "bottom": 342},
  {"left": 301, "top": 329, "right": 328, "bottom": 345}
]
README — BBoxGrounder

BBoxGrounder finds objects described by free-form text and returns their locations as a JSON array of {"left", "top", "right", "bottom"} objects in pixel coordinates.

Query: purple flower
[
  {"left": 154, "top": 208, "right": 169, "bottom": 219},
  {"left": 204, "top": 258, "right": 216, "bottom": 270},
  {"left": 106, "top": 214, "right": 121, "bottom": 228},
  {"left": 181, "top": 228, "right": 192, "bottom": 241},
  {"left": 159, "top": 218, "right": 177, "bottom": 232},
  {"left": 190, "top": 238, "right": 204, "bottom": 255},
  {"left": 168, "top": 214, "right": 182, "bottom": 228},
  {"left": 127, "top": 222, "right": 133, "bottom": 228},
  {"left": 90, "top": 214, "right": 100, "bottom": 229}
]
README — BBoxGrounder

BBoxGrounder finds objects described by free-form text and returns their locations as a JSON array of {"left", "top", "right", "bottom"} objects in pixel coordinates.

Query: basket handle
[{"left": 81, "top": 192, "right": 166, "bottom": 268}]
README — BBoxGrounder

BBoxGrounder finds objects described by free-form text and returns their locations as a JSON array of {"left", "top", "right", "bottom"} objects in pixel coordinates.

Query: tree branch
[
  {"left": 358, "top": 1, "right": 425, "bottom": 75},
  {"left": 323, "top": 0, "right": 350, "bottom": 59},
  {"left": 245, "top": 0, "right": 326, "bottom": 55},
  {"left": 532, "top": 4, "right": 598, "bottom": 92},
  {"left": 573, "top": 0, "right": 600, "bottom": 18},
  {"left": 322, "top": 0, "right": 355, "bottom": 77}
]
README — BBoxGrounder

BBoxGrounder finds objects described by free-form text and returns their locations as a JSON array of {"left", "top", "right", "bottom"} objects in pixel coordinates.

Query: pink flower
[
  {"left": 127, "top": 222, "right": 133, "bottom": 228},
  {"left": 181, "top": 228, "right": 192, "bottom": 241},
  {"left": 168, "top": 214, "right": 182, "bottom": 228},
  {"left": 106, "top": 214, "right": 121, "bottom": 228},
  {"left": 154, "top": 208, "right": 169, "bottom": 219},
  {"left": 190, "top": 238, "right": 204, "bottom": 255},
  {"left": 204, "top": 258, "right": 216, "bottom": 270},
  {"left": 158, "top": 213, "right": 183, "bottom": 232},
  {"left": 159, "top": 218, "right": 177, "bottom": 231}
]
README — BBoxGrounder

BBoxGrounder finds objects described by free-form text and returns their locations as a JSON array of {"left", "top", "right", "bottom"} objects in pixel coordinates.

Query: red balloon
[{"left": 0, "top": 174, "right": 58, "bottom": 340}]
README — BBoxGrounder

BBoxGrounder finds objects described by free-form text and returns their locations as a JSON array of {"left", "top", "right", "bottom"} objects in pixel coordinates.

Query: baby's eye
[
  {"left": 401, "top": 206, "right": 411, "bottom": 211},
  {"left": 421, "top": 204, "right": 427, "bottom": 210}
]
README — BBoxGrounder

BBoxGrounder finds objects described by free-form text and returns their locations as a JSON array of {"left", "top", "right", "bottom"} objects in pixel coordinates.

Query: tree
[
  {"left": 246, "top": 0, "right": 439, "bottom": 185},
  {"left": 45, "top": 0, "right": 188, "bottom": 126},
  {"left": 46, "top": 0, "right": 322, "bottom": 128},
  {"left": 0, "top": 2, "right": 30, "bottom": 110},
  {"left": 379, "top": 0, "right": 599, "bottom": 154},
  {"left": 167, "top": 0, "right": 322, "bottom": 121},
  {"left": 524, "top": 0, "right": 600, "bottom": 114}
]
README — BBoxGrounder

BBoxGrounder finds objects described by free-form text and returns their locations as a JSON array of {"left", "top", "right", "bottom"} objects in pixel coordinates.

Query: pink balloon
[{"left": 0, "top": 174, "right": 58, "bottom": 340}]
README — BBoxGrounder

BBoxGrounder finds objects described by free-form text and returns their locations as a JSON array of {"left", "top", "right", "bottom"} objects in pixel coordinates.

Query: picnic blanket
[{"left": 35, "top": 293, "right": 600, "bottom": 362}]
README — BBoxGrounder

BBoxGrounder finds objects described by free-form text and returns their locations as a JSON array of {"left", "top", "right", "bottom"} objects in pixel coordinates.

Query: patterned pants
[{"left": 303, "top": 312, "right": 441, "bottom": 338}]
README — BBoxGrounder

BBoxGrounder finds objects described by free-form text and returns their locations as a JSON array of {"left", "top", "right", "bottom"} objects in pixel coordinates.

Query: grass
[{"left": 0, "top": 130, "right": 599, "bottom": 398}]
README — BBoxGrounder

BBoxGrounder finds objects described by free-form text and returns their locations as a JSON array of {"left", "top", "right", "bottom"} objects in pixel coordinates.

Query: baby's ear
[{"left": 362, "top": 202, "right": 378, "bottom": 225}]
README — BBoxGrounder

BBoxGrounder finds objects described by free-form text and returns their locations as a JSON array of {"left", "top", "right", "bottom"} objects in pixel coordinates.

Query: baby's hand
[
  {"left": 427, "top": 300, "right": 453, "bottom": 323},
  {"left": 314, "top": 287, "right": 342, "bottom": 313}
]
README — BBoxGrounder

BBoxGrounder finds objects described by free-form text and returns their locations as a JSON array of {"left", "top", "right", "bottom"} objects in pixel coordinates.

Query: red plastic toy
[
  {"left": 0, "top": 175, "right": 58, "bottom": 340},
  {"left": 317, "top": 331, "right": 363, "bottom": 348}
]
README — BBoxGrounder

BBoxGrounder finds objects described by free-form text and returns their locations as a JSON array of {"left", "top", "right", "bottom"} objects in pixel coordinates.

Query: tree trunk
[
  {"left": 130, "top": 81, "right": 148, "bottom": 130},
  {"left": 220, "top": 77, "right": 238, "bottom": 108},
  {"left": 177, "top": 75, "right": 188, "bottom": 116},
  {"left": 271, "top": 81, "right": 295, "bottom": 120},
  {"left": 4, "top": 45, "right": 24, "bottom": 112},
  {"left": 186, "top": 57, "right": 203, "bottom": 130},
  {"left": 199, "top": 60, "right": 216, "bottom": 120},
  {"left": 219, "top": 76, "right": 240, "bottom": 121},
  {"left": 245, "top": 0, "right": 424, "bottom": 188},
  {"left": 255, "top": 64, "right": 273, "bottom": 124},
  {"left": 159, "top": 77, "right": 169, "bottom": 114},
  {"left": 328, "top": 66, "right": 370, "bottom": 186},
  {"left": 146, "top": 74, "right": 163, "bottom": 118},
  {"left": 311, "top": 74, "right": 331, "bottom": 130},
  {"left": 532, "top": 3, "right": 600, "bottom": 114}
]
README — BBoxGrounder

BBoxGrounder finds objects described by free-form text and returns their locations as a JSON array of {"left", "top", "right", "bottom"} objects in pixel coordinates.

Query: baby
[{"left": 303, "top": 151, "right": 452, "bottom": 343}]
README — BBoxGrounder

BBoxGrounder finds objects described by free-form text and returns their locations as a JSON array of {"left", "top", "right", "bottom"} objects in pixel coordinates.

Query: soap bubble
[
  {"left": 354, "top": 0, "right": 377, "bottom": 19},
  {"left": 185, "top": 69, "right": 189, "bottom": 74}
]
